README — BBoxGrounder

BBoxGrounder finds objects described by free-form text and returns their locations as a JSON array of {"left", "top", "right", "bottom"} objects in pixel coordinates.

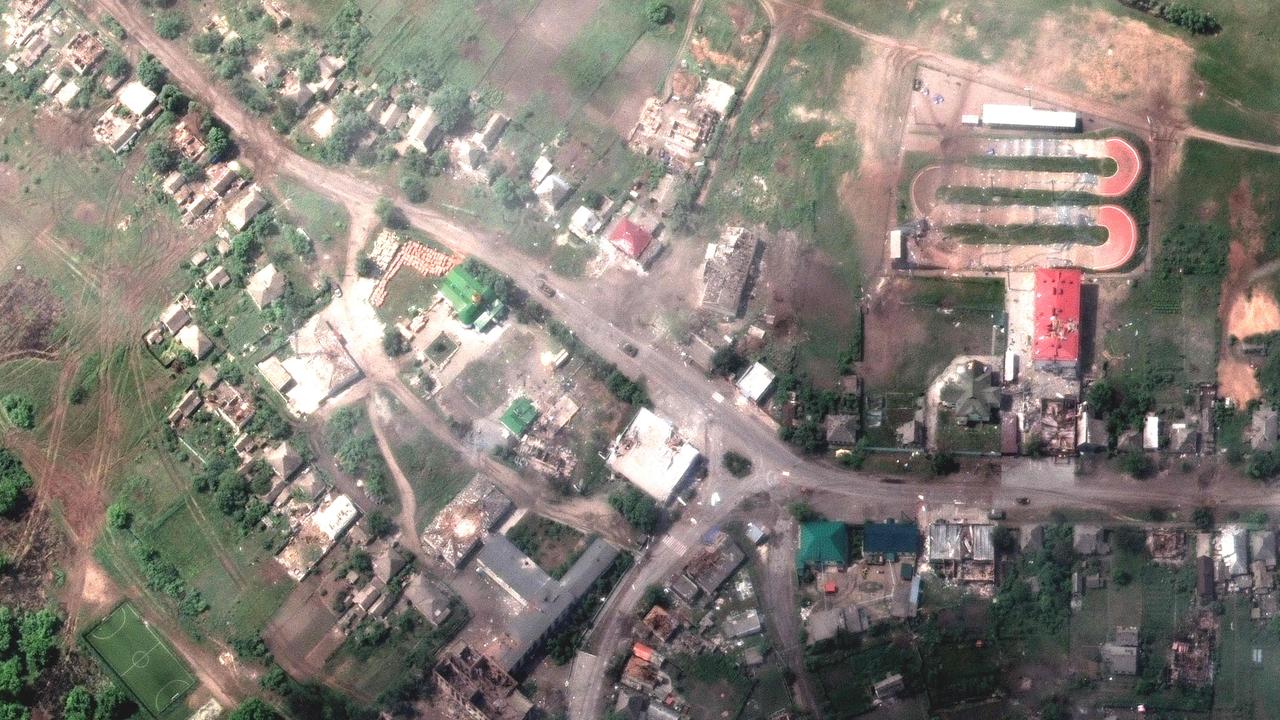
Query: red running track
[
  {"left": 1087, "top": 205, "right": 1138, "bottom": 272},
  {"left": 1098, "top": 138, "right": 1141, "bottom": 197}
]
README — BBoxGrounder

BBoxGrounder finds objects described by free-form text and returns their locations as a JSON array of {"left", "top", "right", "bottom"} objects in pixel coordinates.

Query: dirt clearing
[
  {"left": 1005, "top": 8, "right": 1194, "bottom": 125},
  {"left": 1217, "top": 180, "right": 1270, "bottom": 403}
]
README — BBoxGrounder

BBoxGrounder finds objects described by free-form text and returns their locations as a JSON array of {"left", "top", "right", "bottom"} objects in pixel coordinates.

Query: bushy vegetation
[
  {"left": 722, "top": 451, "right": 753, "bottom": 478},
  {"left": 0, "top": 605, "right": 88, "bottom": 717},
  {"left": 0, "top": 396, "right": 34, "bottom": 431},
  {"left": 326, "top": 407, "right": 391, "bottom": 503},
  {"left": 1119, "top": 0, "right": 1220, "bottom": 34},
  {"left": 0, "top": 450, "right": 32, "bottom": 518},
  {"left": 608, "top": 486, "right": 659, "bottom": 534},
  {"left": 134, "top": 541, "right": 210, "bottom": 617},
  {"left": 992, "top": 525, "right": 1075, "bottom": 640}
]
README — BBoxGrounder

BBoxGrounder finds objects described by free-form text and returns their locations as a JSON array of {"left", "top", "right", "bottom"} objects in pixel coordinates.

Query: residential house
[{"left": 246, "top": 263, "right": 286, "bottom": 309}]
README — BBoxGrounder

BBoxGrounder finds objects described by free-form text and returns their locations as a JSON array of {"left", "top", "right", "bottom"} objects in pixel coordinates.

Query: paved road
[{"left": 78, "top": 0, "right": 1280, "bottom": 716}]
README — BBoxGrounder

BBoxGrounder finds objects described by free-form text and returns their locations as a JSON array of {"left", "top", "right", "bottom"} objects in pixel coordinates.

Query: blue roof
[{"left": 864, "top": 521, "right": 919, "bottom": 555}]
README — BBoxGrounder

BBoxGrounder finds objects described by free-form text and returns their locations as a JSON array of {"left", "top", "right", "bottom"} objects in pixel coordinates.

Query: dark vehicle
[
  {"left": 1015, "top": 497, "right": 1030, "bottom": 505},
  {"left": 538, "top": 281, "right": 556, "bottom": 298},
  {"left": 879, "top": 478, "right": 904, "bottom": 485},
  {"left": 620, "top": 342, "right": 639, "bottom": 357}
]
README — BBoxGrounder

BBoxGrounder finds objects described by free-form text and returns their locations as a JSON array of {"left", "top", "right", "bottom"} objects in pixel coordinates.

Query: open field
[
  {"left": 1214, "top": 598, "right": 1280, "bottom": 719},
  {"left": 862, "top": 277, "right": 1004, "bottom": 396},
  {"left": 384, "top": 420, "right": 471, "bottom": 529},
  {"left": 84, "top": 602, "right": 198, "bottom": 718}
]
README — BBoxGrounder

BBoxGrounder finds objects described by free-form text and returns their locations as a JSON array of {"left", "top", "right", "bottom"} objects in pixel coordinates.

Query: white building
[
  {"left": 735, "top": 362, "right": 775, "bottom": 404},
  {"left": 979, "top": 104, "right": 1078, "bottom": 131},
  {"left": 607, "top": 407, "right": 701, "bottom": 503}
]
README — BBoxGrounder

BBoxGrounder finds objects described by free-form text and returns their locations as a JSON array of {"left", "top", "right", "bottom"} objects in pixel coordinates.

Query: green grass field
[
  {"left": 84, "top": 603, "right": 197, "bottom": 718},
  {"left": 387, "top": 425, "right": 471, "bottom": 529}
]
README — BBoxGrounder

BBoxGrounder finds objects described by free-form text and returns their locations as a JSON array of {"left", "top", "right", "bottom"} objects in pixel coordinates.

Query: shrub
[
  {"left": 721, "top": 451, "right": 752, "bottom": 478},
  {"left": 0, "top": 396, "right": 34, "bottom": 430},
  {"left": 644, "top": 0, "right": 673, "bottom": 25},
  {"left": 608, "top": 487, "right": 658, "bottom": 534},
  {"left": 106, "top": 501, "right": 133, "bottom": 530},
  {"left": 154, "top": 12, "right": 189, "bottom": 40}
]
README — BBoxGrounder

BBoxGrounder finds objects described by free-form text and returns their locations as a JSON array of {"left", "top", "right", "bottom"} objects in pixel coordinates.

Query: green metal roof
[
  {"left": 500, "top": 397, "right": 538, "bottom": 437},
  {"left": 441, "top": 265, "right": 494, "bottom": 326},
  {"left": 797, "top": 521, "right": 850, "bottom": 568}
]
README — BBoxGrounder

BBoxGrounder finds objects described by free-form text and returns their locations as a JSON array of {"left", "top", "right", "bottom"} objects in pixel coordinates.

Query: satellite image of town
[{"left": 0, "top": 0, "right": 1277, "bottom": 719}]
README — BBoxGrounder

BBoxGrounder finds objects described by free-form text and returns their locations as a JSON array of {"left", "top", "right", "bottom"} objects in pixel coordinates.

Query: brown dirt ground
[
  {"left": 836, "top": 44, "right": 914, "bottom": 280},
  {"left": 1004, "top": 8, "right": 1195, "bottom": 125},
  {"left": 0, "top": 274, "right": 63, "bottom": 360},
  {"left": 1217, "top": 180, "right": 1268, "bottom": 403}
]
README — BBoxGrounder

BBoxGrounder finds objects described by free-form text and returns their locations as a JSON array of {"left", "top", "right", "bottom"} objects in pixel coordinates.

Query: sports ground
[{"left": 83, "top": 603, "right": 197, "bottom": 718}]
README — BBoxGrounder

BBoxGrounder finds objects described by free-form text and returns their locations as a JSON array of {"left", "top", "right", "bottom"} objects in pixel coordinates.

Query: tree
[
  {"left": 17, "top": 607, "right": 61, "bottom": 677},
  {"left": 644, "top": 0, "right": 673, "bottom": 25},
  {"left": 106, "top": 501, "right": 133, "bottom": 530},
  {"left": 1192, "top": 506, "right": 1214, "bottom": 531},
  {"left": 382, "top": 328, "right": 409, "bottom": 357},
  {"left": 492, "top": 176, "right": 522, "bottom": 208},
  {"left": 135, "top": 54, "right": 168, "bottom": 91},
  {"left": 227, "top": 699, "right": 284, "bottom": 720},
  {"left": 788, "top": 501, "right": 820, "bottom": 522},
  {"left": 157, "top": 84, "right": 188, "bottom": 114},
  {"left": 356, "top": 256, "right": 378, "bottom": 277},
  {"left": 929, "top": 452, "right": 959, "bottom": 476},
  {"left": 102, "top": 51, "right": 129, "bottom": 79},
  {"left": 1248, "top": 450, "right": 1280, "bottom": 480},
  {"left": 154, "top": 11, "right": 188, "bottom": 39},
  {"left": 429, "top": 85, "right": 470, "bottom": 133},
  {"left": 0, "top": 702, "right": 28, "bottom": 720},
  {"left": 63, "top": 686, "right": 94, "bottom": 720},
  {"left": 709, "top": 345, "right": 746, "bottom": 378},
  {"left": 0, "top": 396, "right": 34, "bottom": 430},
  {"left": 191, "top": 30, "right": 222, "bottom": 54},
  {"left": 608, "top": 487, "right": 659, "bottom": 534},
  {"left": 721, "top": 451, "right": 752, "bottom": 478},
  {"left": 0, "top": 449, "right": 32, "bottom": 517},
  {"left": 399, "top": 173, "right": 427, "bottom": 203},
  {"left": 1120, "top": 451, "right": 1156, "bottom": 479},
  {"left": 374, "top": 197, "right": 406, "bottom": 229},
  {"left": 366, "top": 511, "right": 393, "bottom": 538},
  {"left": 145, "top": 142, "right": 178, "bottom": 175},
  {"left": 204, "top": 125, "right": 230, "bottom": 163},
  {"left": 992, "top": 526, "right": 1016, "bottom": 554},
  {"left": 0, "top": 657, "right": 20, "bottom": 697}
]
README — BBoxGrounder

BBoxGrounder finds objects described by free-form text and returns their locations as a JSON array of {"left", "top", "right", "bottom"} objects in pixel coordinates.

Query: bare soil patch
[
  {"left": 1006, "top": 9, "right": 1194, "bottom": 124},
  {"left": 1217, "top": 179, "right": 1268, "bottom": 402},
  {"left": 836, "top": 45, "right": 914, "bottom": 279},
  {"left": 0, "top": 273, "right": 64, "bottom": 359}
]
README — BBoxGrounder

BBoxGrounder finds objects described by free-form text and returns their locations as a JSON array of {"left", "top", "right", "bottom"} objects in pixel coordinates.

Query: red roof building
[
  {"left": 1032, "top": 268, "right": 1082, "bottom": 374},
  {"left": 609, "top": 218, "right": 653, "bottom": 260}
]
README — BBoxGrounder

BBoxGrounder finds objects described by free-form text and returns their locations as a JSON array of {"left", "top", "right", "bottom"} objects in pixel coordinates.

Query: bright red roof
[
  {"left": 1033, "top": 268, "right": 1082, "bottom": 363},
  {"left": 610, "top": 219, "right": 652, "bottom": 259},
  {"left": 632, "top": 642, "right": 656, "bottom": 662}
]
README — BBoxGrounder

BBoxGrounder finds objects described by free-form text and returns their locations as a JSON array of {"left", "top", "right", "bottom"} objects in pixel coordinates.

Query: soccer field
[{"left": 83, "top": 603, "right": 197, "bottom": 718}]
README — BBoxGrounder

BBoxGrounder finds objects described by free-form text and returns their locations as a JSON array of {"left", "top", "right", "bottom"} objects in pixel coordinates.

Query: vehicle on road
[
  {"left": 538, "top": 281, "right": 556, "bottom": 298},
  {"left": 620, "top": 342, "right": 639, "bottom": 357},
  {"left": 1016, "top": 497, "right": 1030, "bottom": 505},
  {"left": 988, "top": 508, "right": 1006, "bottom": 520}
]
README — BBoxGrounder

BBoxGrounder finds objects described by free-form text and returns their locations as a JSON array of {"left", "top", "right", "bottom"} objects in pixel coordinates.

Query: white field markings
[{"left": 93, "top": 606, "right": 194, "bottom": 711}]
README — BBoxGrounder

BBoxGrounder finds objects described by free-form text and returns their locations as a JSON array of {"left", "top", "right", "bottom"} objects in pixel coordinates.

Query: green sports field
[{"left": 83, "top": 603, "right": 197, "bottom": 718}]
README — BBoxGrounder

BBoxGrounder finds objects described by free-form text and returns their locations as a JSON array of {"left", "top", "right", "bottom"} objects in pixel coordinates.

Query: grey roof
[
  {"left": 1252, "top": 530, "right": 1277, "bottom": 568},
  {"left": 1073, "top": 525, "right": 1109, "bottom": 555},
  {"left": 684, "top": 535, "right": 745, "bottom": 595},
  {"left": 1101, "top": 642, "right": 1138, "bottom": 675},
  {"left": 824, "top": 414, "right": 860, "bottom": 446},
  {"left": 927, "top": 523, "right": 994, "bottom": 562},
  {"left": 939, "top": 361, "right": 1001, "bottom": 424},
  {"left": 482, "top": 537, "right": 620, "bottom": 672},
  {"left": 722, "top": 608, "right": 762, "bottom": 639},
  {"left": 477, "top": 534, "right": 559, "bottom": 609},
  {"left": 805, "top": 608, "right": 843, "bottom": 644},
  {"left": 1252, "top": 407, "right": 1279, "bottom": 451}
]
